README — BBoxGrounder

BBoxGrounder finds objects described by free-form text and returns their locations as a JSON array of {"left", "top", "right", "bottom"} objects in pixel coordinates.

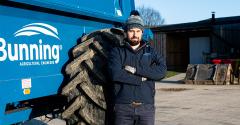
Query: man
[{"left": 108, "top": 11, "right": 167, "bottom": 125}]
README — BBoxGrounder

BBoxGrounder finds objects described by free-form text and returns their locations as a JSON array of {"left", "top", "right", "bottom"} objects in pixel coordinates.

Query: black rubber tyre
[{"left": 61, "top": 28, "right": 125, "bottom": 125}]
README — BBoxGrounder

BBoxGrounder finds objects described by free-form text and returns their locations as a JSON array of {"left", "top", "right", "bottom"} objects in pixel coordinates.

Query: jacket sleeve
[
  {"left": 108, "top": 47, "right": 141, "bottom": 86},
  {"left": 136, "top": 48, "right": 167, "bottom": 81}
]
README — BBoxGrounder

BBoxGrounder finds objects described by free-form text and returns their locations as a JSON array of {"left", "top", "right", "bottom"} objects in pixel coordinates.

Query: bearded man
[{"left": 108, "top": 10, "right": 167, "bottom": 125}]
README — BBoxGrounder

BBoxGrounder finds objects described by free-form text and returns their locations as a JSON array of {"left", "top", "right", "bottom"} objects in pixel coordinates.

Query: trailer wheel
[{"left": 61, "top": 28, "right": 125, "bottom": 125}]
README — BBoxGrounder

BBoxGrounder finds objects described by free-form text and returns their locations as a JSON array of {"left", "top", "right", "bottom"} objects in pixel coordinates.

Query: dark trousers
[{"left": 114, "top": 104, "right": 155, "bottom": 125}]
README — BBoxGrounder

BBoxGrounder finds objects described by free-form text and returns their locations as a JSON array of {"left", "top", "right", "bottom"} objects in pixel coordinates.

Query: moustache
[{"left": 131, "top": 37, "right": 139, "bottom": 40}]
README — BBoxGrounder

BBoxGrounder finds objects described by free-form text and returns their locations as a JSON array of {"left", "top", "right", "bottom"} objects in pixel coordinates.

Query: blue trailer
[{"left": 0, "top": 0, "right": 134, "bottom": 124}]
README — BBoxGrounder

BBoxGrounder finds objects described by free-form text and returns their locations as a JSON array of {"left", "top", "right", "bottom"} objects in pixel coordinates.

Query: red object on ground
[{"left": 212, "top": 59, "right": 221, "bottom": 64}]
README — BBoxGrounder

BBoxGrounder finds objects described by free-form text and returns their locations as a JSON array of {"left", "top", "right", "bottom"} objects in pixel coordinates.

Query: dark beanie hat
[{"left": 125, "top": 10, "right": 144, "bottom": 31}]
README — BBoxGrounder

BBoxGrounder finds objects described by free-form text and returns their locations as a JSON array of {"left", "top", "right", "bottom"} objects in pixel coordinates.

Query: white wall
[{"left": 189, "top": 37, "right": 210, "bottom": 64}]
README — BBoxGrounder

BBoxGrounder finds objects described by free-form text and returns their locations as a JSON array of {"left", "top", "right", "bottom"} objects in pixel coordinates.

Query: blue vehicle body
[{"left": 0, "top": 1, "right": 134, "bottom": 124}]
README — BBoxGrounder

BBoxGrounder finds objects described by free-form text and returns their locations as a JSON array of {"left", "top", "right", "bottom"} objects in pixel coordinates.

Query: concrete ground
[
  {"left": 24, "top": 73, "right": 240, "bottom": 125},
  {"left": 155, "top": 73, "right": 240, "bottom": 125}
]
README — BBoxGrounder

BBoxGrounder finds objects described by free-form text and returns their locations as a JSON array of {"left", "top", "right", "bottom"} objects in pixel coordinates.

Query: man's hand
[
  {"left": 142, "top": 77, "right": 147, "bottom": 81},
  {"left": 124, "top": 65, "right": 136, "bottom": 74}
]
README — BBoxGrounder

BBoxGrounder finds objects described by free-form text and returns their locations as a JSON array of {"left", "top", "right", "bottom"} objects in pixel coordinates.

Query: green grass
[{"left": 165, "top": 70, "right": 181, "bottom": 78}]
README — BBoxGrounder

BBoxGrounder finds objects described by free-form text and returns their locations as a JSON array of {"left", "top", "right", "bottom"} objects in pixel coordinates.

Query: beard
[{"left": 128, "top": 37, "right": 140, "bottom": 46}]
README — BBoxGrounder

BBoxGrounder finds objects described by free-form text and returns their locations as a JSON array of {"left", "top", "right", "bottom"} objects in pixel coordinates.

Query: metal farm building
[{"left": 151, "top": 14, "right": 240, "bottom": 71}]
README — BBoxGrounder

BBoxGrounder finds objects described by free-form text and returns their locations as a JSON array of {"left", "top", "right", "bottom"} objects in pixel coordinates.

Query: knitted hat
[{"left": 125, "top": 10, "right": 144, "bottom": 31}]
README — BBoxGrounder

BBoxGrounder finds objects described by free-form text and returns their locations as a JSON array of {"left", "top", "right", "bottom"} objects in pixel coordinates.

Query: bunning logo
[
  {"left": 0, "top": 23, "right": 62, "bottom": 66},
  {"left": 14, "top": 23, "right": 60, "bottom": 39}
]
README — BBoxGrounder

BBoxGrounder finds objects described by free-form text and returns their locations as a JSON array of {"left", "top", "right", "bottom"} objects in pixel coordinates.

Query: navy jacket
[{"left": 108, "top": 40, "right": 167, "bottom": 104}]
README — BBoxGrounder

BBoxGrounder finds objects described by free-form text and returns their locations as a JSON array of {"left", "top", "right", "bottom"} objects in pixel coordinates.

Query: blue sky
[{"left": 135, "top": 0, "right": 240, "bottom": 24}]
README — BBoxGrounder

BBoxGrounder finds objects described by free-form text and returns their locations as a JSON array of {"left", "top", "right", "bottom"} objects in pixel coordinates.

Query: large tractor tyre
[{"left": 61, "top": 28, "right": 125, "bottom": 125}]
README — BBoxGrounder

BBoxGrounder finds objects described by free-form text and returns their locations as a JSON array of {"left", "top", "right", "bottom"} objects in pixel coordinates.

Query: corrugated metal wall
[
  {"left": 152, "top": 32, "right": 166, "bottom": 57},
  {"left": 212, "top": 23, "right": 240, "bottom": 58}
]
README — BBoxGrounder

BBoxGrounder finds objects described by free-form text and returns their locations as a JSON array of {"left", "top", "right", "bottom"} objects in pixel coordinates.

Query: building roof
[{"left": 151, "top": 16, "right": 240, "bottom": 32}]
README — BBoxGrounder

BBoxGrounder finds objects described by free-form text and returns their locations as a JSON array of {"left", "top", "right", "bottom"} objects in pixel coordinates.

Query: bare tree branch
[{"left": 137, "top": 6, "right": 165, "bottom": 27}]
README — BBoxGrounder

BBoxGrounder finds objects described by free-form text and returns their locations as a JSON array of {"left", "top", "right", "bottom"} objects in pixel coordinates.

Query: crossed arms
[{"left": 108, "top": 47, "right": 167, "bottom": 85}]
